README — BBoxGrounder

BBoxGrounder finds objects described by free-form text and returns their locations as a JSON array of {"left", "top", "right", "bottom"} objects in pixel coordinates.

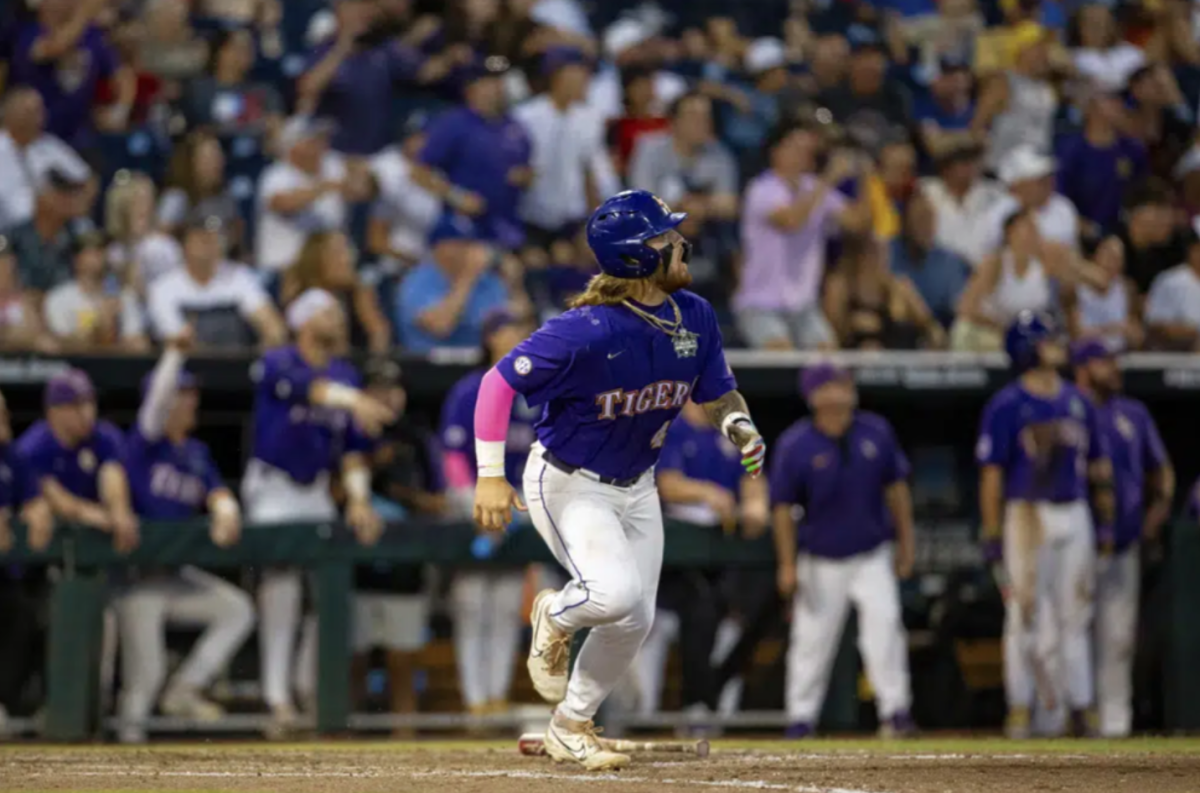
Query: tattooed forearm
[{"left": 702, "top": 390, "right": 750, "bottom": 428}]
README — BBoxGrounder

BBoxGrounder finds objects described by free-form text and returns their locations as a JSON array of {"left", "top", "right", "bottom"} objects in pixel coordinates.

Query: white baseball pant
[
  {"left": 241, "top": 459, "right": 337, "bottom": 710},
  {"left": 1002, "top": 500, "right": 1095, "bottom": 715},
  {"left": 785, "top": 543, "right": 911, "bottom": 724},
  {"left": 451, "top": 570, "right": 526, "bottom": 709},
  {"left": 114, "top": 567, "right": 255, "bottom": 731},
  {"left": 1094, "top": 546, "right": 1139, "bottom": 737},
  {"left": 524, "top": 443, "right": 663, "bottom": 724}
]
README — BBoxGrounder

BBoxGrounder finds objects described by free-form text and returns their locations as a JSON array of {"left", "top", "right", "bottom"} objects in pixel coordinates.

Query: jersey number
[{"left": 650, "top": 420, "right": 671, "bottom": 449}]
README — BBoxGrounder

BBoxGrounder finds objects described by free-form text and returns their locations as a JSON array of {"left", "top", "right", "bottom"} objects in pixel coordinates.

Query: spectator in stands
[
  {"left": 5, "top": 168, "right": 91, "bottom": 301},
  {"left": 395, "top": 215, "right": 509, "bottom": 352},
  {"left": 105, "top": 171, "right": 184, "bottom": 293},
  {"left": 6, "top": 0, "right": 136, "bottom": 148},
  {"left": 1144, "top": 222, "right": 1200, "bottom": 351},
  {"left": 352, "top": 357, "right": 440, "bottom": 739},
  {"left": 888, "top": 192, "right": 971, "bottom": 327},
  {"left": 413, "top": 57, "right": 534, "bottom": 252},
  {"left": 919, "top": 143, "right": 1006, "bottom": 267},
  {"left": 914, "top": 58, "right": 977, "bottom": 160},
  {"left": 158, "top": 131, "right": 242, "bottom": 250},
  {"left": 973, "top": 28, "right": 1058, "bottom": 174},
  {"left": 628, "top": 92, "right": 739, "bottom": 236},
  {"left": 1124, "top": 64, "right": 1192, "bottom": 181},
  {"left": 149, "top": 214, "right": 285, "bottom": 349},
  {"left": 515, "top": 47, "right": 618, "bottom": 245},
  {"left": 606, "top": 67, "right": 669, "bottom": 179},
  {"left": 721, "top": 37, "right": 791, "bottom": 175},
  {"left": 256, "top": 116, "right": 365, "bottom": 275},
  {"left": 0, "top": 88, "right": 95, "bottom": 231},
  {"left": 734, "top": 122, "right": 871, "bottom": 350},
  {"left": 282, "top": 230, "right": 391, "bottom": 354},
  {"left": 952, "top": 209, "right": 1060, "bottom": 350},
  {"left": 987, "top": 146, "right": 1079, "bottom": 251},
  {"left": 366, "top": 115, "right": 442, "bottom": 273},
  {"left": 794, "top": 32, "right": 849, "bottom": 104},
  {"left": 591, "top": 17, "right": 687, "bottom": 123},
  {"left": 1055, "top": 90, "right": 1147, "bottom": 238},
  {"left": 872, "top": 139, "right": 919, "bottom": 240},
  {"left": 1065, "top": 235, "right": 1142, "bottom": 351},
  {"left": 1118, "top": 179, "right": 1185, "bottom": 296},
  {"left": 0, "top": 235, "right": 47, "bottom": 351},
  {"left": 43, "top": 230, "right": 148, "bottom": 352},
  {"left": 297, "top": 0, "right": 422, "bottom": 157},
  {"left": 824, "top": 234, "right": 947, "bottom": 350},
  {"left": 1069, "top": 4, "right": 1145, "bottom": 92},
  {"left": 134, "top": 0, "right": 209, "bottom": 83},
  {"left": 180, "top": 28, "right": 284, "bottom": 152},
  {"left": 817, "top": 36, "right": 914, "bottom": 148}
]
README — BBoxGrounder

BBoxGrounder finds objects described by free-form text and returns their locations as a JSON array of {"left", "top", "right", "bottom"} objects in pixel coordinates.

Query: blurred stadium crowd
[{"left": 2, "top": 0, "right": 1200, "bottom": 746}]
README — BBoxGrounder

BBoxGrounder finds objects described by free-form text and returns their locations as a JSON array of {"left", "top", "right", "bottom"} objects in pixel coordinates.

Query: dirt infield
[{"left": 4, "top": 739, "right": 1200, "bottom": 793}]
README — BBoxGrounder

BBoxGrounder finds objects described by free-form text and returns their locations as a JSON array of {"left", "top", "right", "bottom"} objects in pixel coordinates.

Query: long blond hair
[{"left": 567, "top": 273, "right": 641, "bottom": 308}]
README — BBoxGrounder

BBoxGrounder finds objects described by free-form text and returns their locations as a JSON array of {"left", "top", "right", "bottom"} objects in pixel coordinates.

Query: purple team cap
[
  {"left": 1071, "top": 337, "right": 1113, "bottom": 367},
  {"left": 286, "top": 288, "right": 339, "bottom": 331},
  {"left": 45, "top": 369, "right": 95, "bottom": 407},
  {"left": 799, "top": 362, "right": 851, "bottom": 401}
]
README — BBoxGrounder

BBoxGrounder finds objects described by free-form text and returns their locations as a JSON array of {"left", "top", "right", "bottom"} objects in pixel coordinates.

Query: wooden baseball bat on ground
[{"left": 518, "top": 733, "right": 710, "bottom": 759}]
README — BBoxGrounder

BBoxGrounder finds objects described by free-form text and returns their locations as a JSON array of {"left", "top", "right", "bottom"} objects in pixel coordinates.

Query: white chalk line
[{"left": 23, "top": 765, "right": 896, "bottom": 793}]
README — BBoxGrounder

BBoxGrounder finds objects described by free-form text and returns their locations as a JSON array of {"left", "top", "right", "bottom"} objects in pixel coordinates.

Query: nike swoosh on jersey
[{"left": 607, "top": 351, "right": 624, "bottom": 359}]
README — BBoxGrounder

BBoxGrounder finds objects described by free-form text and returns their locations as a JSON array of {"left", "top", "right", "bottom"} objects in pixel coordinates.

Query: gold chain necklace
[{"left": 621, "top": 296, "right": 684, "bottom": 337}]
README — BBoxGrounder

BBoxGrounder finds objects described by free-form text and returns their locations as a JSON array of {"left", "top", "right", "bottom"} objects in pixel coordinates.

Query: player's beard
[{"left": 656, "top": 245, "right": 693, "bottom": 293}]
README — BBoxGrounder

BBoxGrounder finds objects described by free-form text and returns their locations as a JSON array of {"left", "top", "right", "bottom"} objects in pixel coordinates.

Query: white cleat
[
  {"left": 527, "top": 589, "right": 572, "bottom": 704},
  {"left": 159, "top": 684, "right": 225, "bottom": 722},
  {"left": 543, "top": 715, "right": 631, "bottom": 771},
  {"left": 263, "top": 702, "right": 300, "bottom": 741}
]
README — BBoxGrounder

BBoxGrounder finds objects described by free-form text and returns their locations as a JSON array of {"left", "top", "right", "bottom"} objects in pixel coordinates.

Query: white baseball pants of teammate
[
  {"left": 241, "top": 459, "right": 337, "bottom": 712},
  {"left": 785, "top": 543, "right": 911, "bottom": 725},
  {"left": 114, "top": 567, "right": 255, "bottom": 735},
  {"left": 1002, "top": 500, "right": 1095, "bottom": 716},
  {"left": 524, "top": 442, "right": 663, "bottom": 723},
  {"left": 451, "top": 570, "right": 526, "bottom": 710},
  {"left": 1094, "top": 547, "right": 1139, "bottom": 737}
]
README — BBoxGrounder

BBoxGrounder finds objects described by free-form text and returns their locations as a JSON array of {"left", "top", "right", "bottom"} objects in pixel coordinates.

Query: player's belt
[{"left": 543, "top": 451, "right": 641, "bottom": 488}]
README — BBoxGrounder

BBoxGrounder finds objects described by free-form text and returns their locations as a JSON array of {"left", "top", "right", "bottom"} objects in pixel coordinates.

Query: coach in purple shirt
[
  {"left": 412, "top": 56, "right": 533, "bottom": 251},
  {"left": 770, "top": 364, "right": 915, "bottom": 738}
]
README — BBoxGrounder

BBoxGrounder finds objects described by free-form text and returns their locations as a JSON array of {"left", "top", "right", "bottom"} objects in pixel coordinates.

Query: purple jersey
[
  {"left": 975, "top": 381, "right": 1109, "bottom": 504},
  {"left": 769, "top": 412, "right": 910, "bottom": 559},
  {"left": 14, "top": 420, "right": 124, "bottom": 501},
  {"left": 1094, "top": 396, "right": 1168, "bottom": 550},
  {"left": 0, "top": 444, "right": 27, "bottom": 510},
  {"left": 441, "top": 369, "right": 539, "bottom": 487},
  {"left": 658, "top": 419, "right": 744, "bottom": 494},
  {"left": 249, "top": 346, "right": 373, "bottom": 484},
  {"left": 124, "top": 428, "right": 224, "bottom": 520},
  {"left": 495, "top": 290, "right": 736, "bottom": 480}
]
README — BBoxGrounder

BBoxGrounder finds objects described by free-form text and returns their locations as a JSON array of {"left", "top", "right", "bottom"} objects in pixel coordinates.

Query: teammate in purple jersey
[
  {"left": 0, "top": 389, "right": 53, "bottom": 553},
  {"left": 1072, "top": 338, "right": 1173, "bottom": 738},
  {"left": 441, "top": 310, "right": 539, "bottom": 720},
  {"left": 113, "top": 332, "right": 254, "bottom": 743},
  {"left": 471, "top": 190, "right": 766, "bottom": 770},
  {"left": 770, "top": 364, "right": 916, "bottom": 739},
  {"left": 15, "top": 370, "right": 139, "bottom": 552},
  {"left": 242, "top": 288, "right": 396, "bottom": 735},
  {"left": 976, "top": 310, "right": 1114, "bottom": 739}
]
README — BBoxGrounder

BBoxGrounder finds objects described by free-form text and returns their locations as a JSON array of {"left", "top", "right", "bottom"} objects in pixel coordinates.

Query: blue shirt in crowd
[
  {"left": 395, "top": 261, "right": 508, "bottom": 352},
  {"left": 888, "top": 238, "right": 971, "bottom": 327}
]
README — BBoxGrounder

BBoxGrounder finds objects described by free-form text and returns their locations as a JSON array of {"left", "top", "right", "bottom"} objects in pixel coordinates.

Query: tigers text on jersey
[
  {"left": 976, "top": 381, "right": 1109, "bottom": 504},
  {"left": 124, "top": 427, "right": 224, "bottom": 520},
  {"left": 14, "top": 420, "right": 124, "bottom": 501},
  {"left": 249, "top": 346, "right": 373, "bottom": 484},
  {"left": 1094, "top": 395, "right": 1168, "bottom": 549},
  {"left": 442, "top": 368, "right": 539, "bottom": 487},
  {"left": 495, "top": 290, "right": 736, "bottom": 481}
]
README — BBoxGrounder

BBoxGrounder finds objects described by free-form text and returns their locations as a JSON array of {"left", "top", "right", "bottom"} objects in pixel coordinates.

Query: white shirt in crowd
[
  {"left": 107, "top": 233, "right": 185, "bottom": 289},
  {"left": 984, "top": 192, "right": 1080, "bottom": 253},
  {"left": 1145, "top": 264, "right": 1200, "bottom": 333},
  {"left": 919, "top": 176, "right": 1008, "bottom": 267},
  {"left": 369, "top": 146, "right": 441, "bottom": 267},
  {"left": 148, "top": 261, "right": 268, "bottom": 346},
  {"left": 514, "top": 95, "right": 621, "bottom": 230},
  {"left": 0, "top": 129, "right": 91, "bottom": 229},
  {"left": 1072, "top": 45, "right": 1146, "bottom": 92},
  {"left": 43, "top": 281, "right": 145, "bottom": 341},
  {"left": 255, "top": 153, "right": 347, "bottom": 272},
  {"left": 984, "top": 250, "right": 1053, "bottom": 326}
]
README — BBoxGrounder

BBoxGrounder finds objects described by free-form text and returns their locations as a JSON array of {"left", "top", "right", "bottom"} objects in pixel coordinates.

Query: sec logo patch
[{"left": 514, "top": 356, "right": 532, "bottom": 376}]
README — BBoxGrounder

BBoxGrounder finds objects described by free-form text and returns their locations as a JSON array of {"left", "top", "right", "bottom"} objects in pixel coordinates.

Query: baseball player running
[
  {"left": 113, "top": 332, "right": 255, "bottom": 743},
  {"left": 243, "top": 288, "right": 394, "bottom": 735},
  {"left": 1072, "top": 338, "right": 1173, "bottom": 738},
  {"left": 771, "top": 364, "right": 916, "bottom": 738},
  {"left": 976, "top": 311, "right": 1114, "bottom": 739},
  {"left": 471, "top": 190, "right": 766, "bottom": 770},
  {"left": 441, "top": 310, "right": 539, "bottom": 720}
]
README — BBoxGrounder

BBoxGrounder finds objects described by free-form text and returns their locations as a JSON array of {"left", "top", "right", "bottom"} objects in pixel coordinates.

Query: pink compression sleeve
[
  {"left": 474, "top": 366, "right": 516, "bottom": 442},
  {"left": 443, "top": 451, "right": 475, "bottom": 489}
]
